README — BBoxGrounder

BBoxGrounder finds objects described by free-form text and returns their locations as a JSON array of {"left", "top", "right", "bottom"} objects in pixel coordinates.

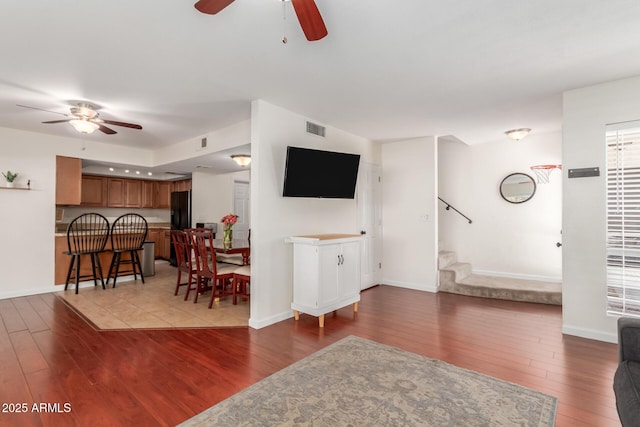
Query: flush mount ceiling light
[
  {"left": 70, "top": 119, "right": 99, "bottom": 134},
  {"left": 505, "top": 128, "right": 531, "bottom": 141},
  {"left": 231, "top": 154, "right": 251, "bottom": 167}
]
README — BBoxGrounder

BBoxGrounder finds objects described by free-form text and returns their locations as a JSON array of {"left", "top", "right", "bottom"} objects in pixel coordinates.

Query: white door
[
  {"left": 233, "top": 181, "right": 250, "bottom": 240},
  {"left": 357, "top": 163, "right": 382, "bottom": 289}
]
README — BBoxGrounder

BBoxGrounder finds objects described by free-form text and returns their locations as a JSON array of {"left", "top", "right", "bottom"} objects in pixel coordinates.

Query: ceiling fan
[
  {"left": 17, "top": 102, "right": 143, "bottom": 135},
  {"left": 194, "top": 0, "right": 328, "bottom": 41}
]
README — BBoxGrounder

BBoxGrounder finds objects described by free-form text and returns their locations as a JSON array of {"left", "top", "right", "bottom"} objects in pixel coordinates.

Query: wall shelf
[{"left": 0, "top": 186, "right": 31, "bottom": 191}]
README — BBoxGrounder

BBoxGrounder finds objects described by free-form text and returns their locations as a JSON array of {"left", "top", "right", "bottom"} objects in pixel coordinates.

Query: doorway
[
  {"left": 233, "top": 181, "right": 250, "bottom": 240},
  {"left": 357, "top": 163, "right": 382, "bottom": 289}
]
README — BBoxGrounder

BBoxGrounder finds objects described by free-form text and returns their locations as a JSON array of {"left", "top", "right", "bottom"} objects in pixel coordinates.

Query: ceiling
[{"left": 2, "top": 1, "right": 640, "bottom": 172}]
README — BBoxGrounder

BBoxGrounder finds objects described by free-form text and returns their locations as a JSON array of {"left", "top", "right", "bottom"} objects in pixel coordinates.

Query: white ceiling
[{"left": 2, "top": 0, "right": 640, "bottom": 171}]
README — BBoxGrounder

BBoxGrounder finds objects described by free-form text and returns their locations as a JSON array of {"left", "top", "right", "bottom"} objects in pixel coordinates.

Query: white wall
[
  {"left": 438, "top": 132, "right": 562, "bottom": 281},
  {"left": 249, "top": 100, "right": 380, "bottom": 328},
  {"left": 381, "top": 137, "right": 438, "bottom": 291},
  {"left": 153, "top": 120, "right": 250, "bottom": 165},
  {"left": 563, "top": 75, "right": 640, "bottom": 343},
  {"left": 192, "top": 169, "right": 250, "bottom": 228}
]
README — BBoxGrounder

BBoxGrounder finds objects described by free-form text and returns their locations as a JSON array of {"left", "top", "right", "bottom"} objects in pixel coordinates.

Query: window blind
[{"left": 606, "top": 125, "right": 640, "bottom": 317}]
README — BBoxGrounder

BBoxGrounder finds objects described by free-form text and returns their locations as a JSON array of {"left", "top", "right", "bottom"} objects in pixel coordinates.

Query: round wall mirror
[{"left": 500, "top": 173, "right": 537, "bottom": 204}]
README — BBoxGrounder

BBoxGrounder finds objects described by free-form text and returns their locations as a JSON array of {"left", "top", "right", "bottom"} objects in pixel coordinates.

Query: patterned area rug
[{"left": 180, "top": 336, "right": 557, "bottom": 426}]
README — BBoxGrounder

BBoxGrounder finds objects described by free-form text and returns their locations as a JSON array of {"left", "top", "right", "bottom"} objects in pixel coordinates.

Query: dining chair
[
  {"left": 232, "top": 265, "right": 250, "bottom": 305},
  {"left": 188, "top": 228, "right": 236, "bottom": 307},
  {"left": 64, "top": 213, "right": 110, "bottom": 294},
  {"left": 107, "top": 213, "right": 148, "bottom": 288},
  {"left": 171, "top": 229, "right": 197, "bottom": 299}
]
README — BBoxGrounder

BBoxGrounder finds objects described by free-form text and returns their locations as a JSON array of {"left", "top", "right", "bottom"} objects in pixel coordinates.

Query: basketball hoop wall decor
[{"left": 530, "top": 164, "right": 562, "bottom": 184}]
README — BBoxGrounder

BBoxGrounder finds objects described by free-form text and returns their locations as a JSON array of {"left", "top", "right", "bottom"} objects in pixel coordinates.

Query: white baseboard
[
  {"left": 0, "top": 274, "right": 144, "bottom": 301},
  {"left": 382, "top": 278, "right": 438, "bottom": 293},
  {"left": 249, "top": 310, "right": 293, "bottom": 329},
  {"left": 562, "top": 324, "right": 617, "bottom": 344},
  {"left": 0, "top": 285, "right": 65, "bottom": 300},
  {"left": 472, "top": 269, "right": 562, "bottom": 283}
]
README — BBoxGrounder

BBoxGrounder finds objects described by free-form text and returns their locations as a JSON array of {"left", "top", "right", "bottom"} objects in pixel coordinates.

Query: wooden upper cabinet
[
  {"left": 77, "top": 174, "right": 175, "bottom": 209},
  {"left": 56, "top": 156, "right": 82, "bottom": 205},
  {"left": 81, "top": 175, "right": 108, "bottom": 207},
  {"left": 141, "top": 180, "right": 154, "bottom": 208},
  {"left": 107, "top": 178, "right": 126, "bottom": 207},
  {"left": 154, "top": 181, "right": 172, "bottom": 209},
  {"left": 124, "top": 179, "right": 142, "bottom": 208},
  {"left": 171, "top": 179, "right": 192, "bottom": 192}
]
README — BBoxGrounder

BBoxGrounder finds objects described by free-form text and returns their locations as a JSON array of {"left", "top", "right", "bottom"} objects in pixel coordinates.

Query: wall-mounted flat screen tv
[{"left": 283, "top": 146, "right": 361, "bottom": 199}]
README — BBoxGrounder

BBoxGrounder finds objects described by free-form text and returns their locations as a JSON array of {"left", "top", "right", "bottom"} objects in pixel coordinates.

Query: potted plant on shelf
[
  {"left": 2, "top": 171, "right": 18, "bottom": 188},
  {"left": 221, "top": 213, "right": 239, "bottom": 249}
]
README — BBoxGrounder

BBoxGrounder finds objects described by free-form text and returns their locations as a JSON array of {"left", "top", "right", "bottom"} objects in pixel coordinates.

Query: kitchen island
[{"left": 54, "top": 224, "right": 171, "bottom": 285}]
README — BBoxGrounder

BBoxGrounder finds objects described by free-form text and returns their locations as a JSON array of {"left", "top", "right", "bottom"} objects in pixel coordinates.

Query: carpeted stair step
[
  {"left": 438, "top": 251, "right": 458, "bottom": 269},
  {"left": 438, "top": 262, "right": 472, "bottom": 293},
  {"left": 437, "top": 250, "right": 562, "bottom": 305},
  {"left": 453, "top": 274, "right": 562, "bottom": 305}
]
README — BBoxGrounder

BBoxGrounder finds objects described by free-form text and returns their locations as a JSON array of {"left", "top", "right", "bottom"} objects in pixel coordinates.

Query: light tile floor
[{"left": 57, "top": 261, "right": 250, "bottom": 330}]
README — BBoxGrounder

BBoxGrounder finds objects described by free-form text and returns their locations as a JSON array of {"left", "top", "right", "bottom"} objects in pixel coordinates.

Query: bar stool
[
  {"left": 64, "top": 213, "right": 110, "bottom": 294},
  {"left": 107, "top": 213, "right": 148, "bottom": 288}
]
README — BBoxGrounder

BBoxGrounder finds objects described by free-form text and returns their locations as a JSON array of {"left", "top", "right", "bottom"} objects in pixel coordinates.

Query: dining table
[{"left": 211, "top": 238, "right": 250, "bottom": 265}]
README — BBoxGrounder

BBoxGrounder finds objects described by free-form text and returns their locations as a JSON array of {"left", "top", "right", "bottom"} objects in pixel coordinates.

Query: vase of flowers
[
  {"left": 2, "top": 171, "right": 17, "bottom": 188},
  {"left": 221, "top": 213, "right": 239, "bottom": 249}
]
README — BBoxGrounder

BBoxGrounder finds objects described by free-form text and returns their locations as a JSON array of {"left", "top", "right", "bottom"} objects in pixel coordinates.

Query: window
[{"left": 606, "top": 123, "right": 640, "bottom": 317}]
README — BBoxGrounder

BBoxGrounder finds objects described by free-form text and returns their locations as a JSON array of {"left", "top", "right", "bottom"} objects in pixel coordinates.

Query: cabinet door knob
[{"left": 360, "top": 230, "right": 366, "bottom": 235}]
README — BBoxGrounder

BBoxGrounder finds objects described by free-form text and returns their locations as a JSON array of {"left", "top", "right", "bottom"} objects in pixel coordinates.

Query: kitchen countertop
[{"left": 55, "top": 222, "right": 171, "bottom": 235}]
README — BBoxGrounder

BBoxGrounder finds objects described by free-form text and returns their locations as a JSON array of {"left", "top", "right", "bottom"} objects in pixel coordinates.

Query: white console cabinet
[{"left": 287, "top": 234, "right": 361, "bottom": 327}]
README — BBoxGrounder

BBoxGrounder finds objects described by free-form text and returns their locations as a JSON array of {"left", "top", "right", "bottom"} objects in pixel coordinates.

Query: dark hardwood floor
[{"left": 0, "top": 285, "right": 620, "bottom": 426}]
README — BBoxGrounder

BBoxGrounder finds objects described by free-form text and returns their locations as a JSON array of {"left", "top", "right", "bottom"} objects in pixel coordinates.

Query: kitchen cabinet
[
  {"left": 287, "top": 234, "right": 361, "bottom": 327},
  {"left": 124, "top": 179, "right": 142, "bottom": 208},
  {"left": 147, "top": 228, "right": 160, "bottom": 258},
  {"left": 141, "top": 180, "right": 154, "bottom": 208},
  {"left": 56, "top": 156, "right": 82, "bottom": 205},
  {"left": 162, "top": 230, "right": 171, "bottom": 260},
  {"left": 147, "top": 228, "right": 171, "bottom": 260},
  {"left": 107, "top": 178, "right": 126, "bottom": 207},
  {"left": 54, "top": 235, "right": 137, "bottom": 285},
  {"left": 78, "top": 174, "right": 176, "bottom": 208},
  {"left": 171, "top": 179, "right": 192, "bottom": 192},
  {"left": 154, "top": 181, "right": 171, "bottom": 209},
  {"left": 81, "top": 175, "right": 108, "bottom": 207}
]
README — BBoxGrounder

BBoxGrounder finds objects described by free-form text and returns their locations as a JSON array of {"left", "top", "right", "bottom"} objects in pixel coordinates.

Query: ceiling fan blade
[
  {"left": 42, "top": 119, "right": 73, "bottom": 124},
  {"left": 98, "top": 124, "right": 117, "bottom": 135},
  {"left": 17, "top": 104, "right": 70, "bottom": 117},
  {"left": 102, "top": 119, "right": 143, "bottom": 130},
  {"left": 291, "top": 0, "right": 328, "bottom": 41},
  {"left": 194, "top": 0, "right": 235, "bottom": 14}
]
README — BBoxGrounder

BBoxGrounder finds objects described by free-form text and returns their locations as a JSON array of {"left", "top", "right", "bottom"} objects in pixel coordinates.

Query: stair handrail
[{"left": 438, "top": 197, "right": 472, "bottom": 224}]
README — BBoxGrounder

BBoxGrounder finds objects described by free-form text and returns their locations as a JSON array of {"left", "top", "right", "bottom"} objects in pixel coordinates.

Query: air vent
[{"left": 306, "top": 121, "right": 326, "bottom": 137}]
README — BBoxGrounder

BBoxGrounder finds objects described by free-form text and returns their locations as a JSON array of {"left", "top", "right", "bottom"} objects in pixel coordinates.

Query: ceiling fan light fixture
[
  {"left": 505, "top": 128, "right": 531, "bottom": 141},
  {"left": 231, "top": 154, "right": 251, "bottom": 167},
  {"left": 70, "top": 119, "right": 99, "bottom": 134}
]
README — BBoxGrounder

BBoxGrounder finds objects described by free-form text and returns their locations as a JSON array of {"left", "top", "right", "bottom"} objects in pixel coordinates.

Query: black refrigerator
[{"left": 170, "top": 190, "right": 191, "bottom": 266}]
